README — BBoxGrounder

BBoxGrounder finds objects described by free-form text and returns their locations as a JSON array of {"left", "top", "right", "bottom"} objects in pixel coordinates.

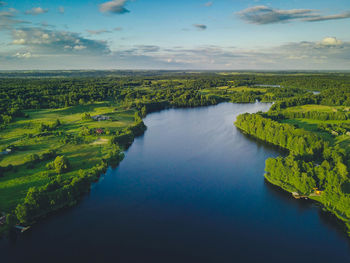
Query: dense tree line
[
  {"left": 318, "top": 123, "right": 350, "bottom": 136},
  {"left": 319, "top": 86, "right": 350, "bottom": 106},
  {"left": 235, "top": 113, "right": 325, "bottom": 159},
  {"left": 3, "top": 72, "right": 349, "bottom": 127},
  {"left": 15, "top": 147, "right": 124, "bottom": 224},
  {"left": 281, "top": 110, "right": 350, "bottom": 121},
  {"left": 270, "top": 94, "right": 319, "bottom": 111},
  {"left": 235, "top": 112, "right": 350, "bottom": 233}
]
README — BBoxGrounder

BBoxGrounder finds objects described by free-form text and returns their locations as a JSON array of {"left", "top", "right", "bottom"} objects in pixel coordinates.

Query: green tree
[
  {"left": 141, "top": 106, "right": 147, "bottom": 117},
  {"left": 53, "top": 156, "right": 70, "bottom": 174},
  {"left": 15, "top": 203, "right": 30, "bottom": 224},
  {"left": 81, "top": 113, "right": 92, "bottom": 121}
]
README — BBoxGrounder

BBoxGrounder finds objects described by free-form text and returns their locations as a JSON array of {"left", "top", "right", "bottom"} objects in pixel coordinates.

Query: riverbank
[
  {"left": 235, "top": 111, "right": 350, "bottom": 238},
  {"left": 0, "top": 98, "right": 226, "bottom": 236},
  {"left": 3, "top": 102, "right": 350, "bottom": 263},
  {"left": 0, "top": 108, "right": 147, "bottom": 236},
  {"left": 264, "top": 174, "right": 350, "bottom": 236}
]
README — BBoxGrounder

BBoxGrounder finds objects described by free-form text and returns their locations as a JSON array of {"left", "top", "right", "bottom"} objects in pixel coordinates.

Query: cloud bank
[
  {"left": 238, "top": 6, "right": 350, "bottom": 24},
  {"left": 25, "top": 7, "right": 48, "bottom": 15},
  {"left": 12, "top": 27, "right": 110, "bottom": 55},
  {"left": 0, "top": 10, "right": 28, "bottom": 30},
  {"left": 3, "top": 37, "right": 350, "bottom": 70}
]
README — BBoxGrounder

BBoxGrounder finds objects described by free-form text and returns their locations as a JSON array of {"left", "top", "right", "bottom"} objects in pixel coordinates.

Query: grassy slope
[
  {"left": 0, "top": 101, "right": 135, "bottom": 212},
  {"left": 280, "top": 104, "right": 350, "bottom": 151}
]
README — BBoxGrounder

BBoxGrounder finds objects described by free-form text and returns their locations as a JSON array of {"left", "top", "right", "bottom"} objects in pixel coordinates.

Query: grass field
[
  {"left": 216, "top": 86, "right": 267, "bottom": 93},
  {"left": 280, "top": 104, "right": 350, "bottom": 152},
  {"left": 282, "top": 104, "right": 350, "bottom": 113},
  {"left": 199, "top": 86, "right": 268, "bottom": 97},
  {"left": 0, "top": 101, "right": 136, "bottom": 212}
]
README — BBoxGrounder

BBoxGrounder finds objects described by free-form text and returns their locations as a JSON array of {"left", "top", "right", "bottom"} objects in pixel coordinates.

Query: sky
[{"left": 0, "top": 0, "right": 350, "bottom": 70}]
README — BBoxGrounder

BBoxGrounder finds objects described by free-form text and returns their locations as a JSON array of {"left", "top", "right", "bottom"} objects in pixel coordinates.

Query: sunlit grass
[{"left": 0, "top": 101, "right": 135, "bottom": 212}]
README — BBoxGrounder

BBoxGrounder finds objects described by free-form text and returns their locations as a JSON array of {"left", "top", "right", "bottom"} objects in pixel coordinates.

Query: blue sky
[{"left": 1, "top": 0, "right": 350, "bottom": 70}]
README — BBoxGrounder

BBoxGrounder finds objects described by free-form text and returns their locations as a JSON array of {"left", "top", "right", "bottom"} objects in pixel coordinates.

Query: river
[{"left": 1, "top": 102, "right": 350, "bottom": 263}]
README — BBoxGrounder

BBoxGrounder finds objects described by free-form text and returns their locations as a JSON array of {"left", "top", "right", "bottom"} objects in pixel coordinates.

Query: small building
[
  {"left": 313, "top": 188, "right": 323, "bottom": 196},
  {"left": 91, "top": 115, "right": 110, "bottom": 121},
  {"left": 96, "top": 128, "right": 104, "bottom": 135}
]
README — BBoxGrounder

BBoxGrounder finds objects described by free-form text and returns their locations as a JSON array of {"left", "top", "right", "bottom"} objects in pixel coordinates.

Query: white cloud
[
  {"left": 12, "top": 38, "right": 25, "bottom": 44},
  {"left": 238, "top": 6, "right": 350, "bottom": 25},
  {"left": 99, "top": 0, "right": 130, "bottom": 14},
  {"left": 25, "top": 7, "right": 48, "bottom": 15},
  {"left": 0, "top": 10, "right": 29, "bottom": 30},
  {"left": 3, "top": 35, "right": 350, "bottom": 70},
  {"left": 73, "top": 45, "right": 87, "bottom": 50},
  {"left": 14, "top": 51, "right": 32, "bottom": 58},
  {"left": 11, "top": 27, "right": 110, "bottom": 55},
  {"left": 109, "top": 37, "right": 350, "bottom": 70},
  {"left": 320, "top": 37, "right": 343, "bottom": 46}
]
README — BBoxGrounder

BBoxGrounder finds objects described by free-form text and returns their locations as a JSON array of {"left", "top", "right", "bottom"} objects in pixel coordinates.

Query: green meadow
[
  {"left": 0, "top": 102, "right": 136, "bottom": 212},
  {"left": 280, "top": 104, "right": 350, "bottom": 151}
]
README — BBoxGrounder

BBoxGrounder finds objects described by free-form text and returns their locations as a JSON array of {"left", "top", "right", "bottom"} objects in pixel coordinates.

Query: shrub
[{"left": 53, "top": 156, "right": 70, "bottom": 174}]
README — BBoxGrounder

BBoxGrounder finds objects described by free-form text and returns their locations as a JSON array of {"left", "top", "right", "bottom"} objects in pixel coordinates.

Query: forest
[
  {"left": 234, "top": 74, "right": 350, "bottom": 235},
  {"left": 1, "top": 71, "right": 350, "bottom": 236}
]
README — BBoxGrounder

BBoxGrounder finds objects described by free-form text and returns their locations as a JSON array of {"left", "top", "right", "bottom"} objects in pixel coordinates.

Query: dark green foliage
[
  {"left": 270, "top": 95, "right": 319, "bottom": 111},
  {"left": 59, "top": 133, "right": 84, "bottom": 144},
  {"left": 318, "top": 123, "right": 350, "bottom": 136},
  {"left": 15, "top": 147, "right": 123, "bottom": 224},
  {"left": 231, "top": 91, "right": 260, "bottom": 103},
  {"left": 235, "top": 113, "right": 325, "bottom": 158},
  {"left": 0, "top": 165, "right": 13, "bottom": 177},
  {"left": 282, "top": 110, "right": 350, "bottom": 121},
  {"left": 235, "top": 112, "right": 350, "bottom": 230},
  {"left": 319, "top": 87, "right": 350, "bottom": 106},
  {"left": 110, "top": 131, "right": 134, "bottom": 149},
  {"left": 81, "top": 113, "right": 92, "bottom": 120},
  {"left": 26, "top": 154, "right": 40, "bottom": 163},
  {"left": 109, "top": 118, "right": 146, "bottom": 149},
  {"left": 25, "top": 150, "right": 57, "bottom": 170},
  {"left": 53, "top": 156, "right": 70, "bottom": 174},
  {"left": 265, "top": 155, "right": 317, "bottom": 194}
]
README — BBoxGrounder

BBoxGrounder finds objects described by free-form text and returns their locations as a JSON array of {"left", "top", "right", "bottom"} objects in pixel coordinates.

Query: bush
[
  {"left": 26, "top": 154, "right": 39, "bottom": 163},
  {"left": 81, "top": 113, "right": 92, "bottom": 121},
  {"left": 53, "top": 156, "right": 70, "bottom": 174}
]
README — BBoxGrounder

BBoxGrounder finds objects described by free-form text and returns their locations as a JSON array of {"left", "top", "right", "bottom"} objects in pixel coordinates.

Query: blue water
[{"left": 1, "top": 102, "right": 350, "bottom": 263}]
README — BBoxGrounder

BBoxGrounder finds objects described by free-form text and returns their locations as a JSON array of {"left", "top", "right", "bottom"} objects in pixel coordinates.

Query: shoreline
[{"left": 264, "top": 174, "right": 350, "bottom": 237}]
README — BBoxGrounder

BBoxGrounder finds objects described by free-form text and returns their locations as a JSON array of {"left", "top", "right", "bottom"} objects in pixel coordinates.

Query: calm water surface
[{"left": 1, "top": 102, "right": 350, "bottom": 263}]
